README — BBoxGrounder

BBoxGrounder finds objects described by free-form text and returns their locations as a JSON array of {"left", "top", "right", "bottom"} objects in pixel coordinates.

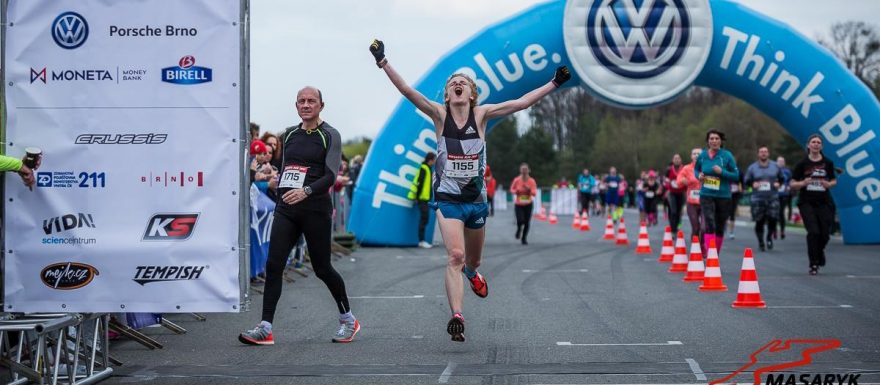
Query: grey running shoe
[
  {"left": 239, "top": 324, "right": 274, "bottom": 345},
  {"left": 332, "top": 319, "right": 360, "bottom": 343},
  {"left": 447, "top": 313, "right": 465, "bottom": 342}
]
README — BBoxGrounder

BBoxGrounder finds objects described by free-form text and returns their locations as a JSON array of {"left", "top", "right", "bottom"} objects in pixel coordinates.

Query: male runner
[{"left": 370, "top": 39, "right": 570, "bottom": 341}]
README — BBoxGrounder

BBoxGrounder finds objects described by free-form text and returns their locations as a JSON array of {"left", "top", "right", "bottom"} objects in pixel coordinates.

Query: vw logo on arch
[
  {"left": 564, "top": 0, "right": 712, "bottom": 107},
  {"left": 52, "top": 11, "right": 89, "bottom": 49}
]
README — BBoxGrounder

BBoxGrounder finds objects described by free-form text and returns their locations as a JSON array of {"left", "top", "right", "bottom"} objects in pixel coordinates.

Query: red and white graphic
[
  {"left": 140, "top": 171, "right": 204, "bottom": 187},
  {"left": 142, "top": 213, "right": 199, "bottom": 241}
]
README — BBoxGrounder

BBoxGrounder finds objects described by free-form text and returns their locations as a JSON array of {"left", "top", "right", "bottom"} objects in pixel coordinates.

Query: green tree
[
  {"left": 343, "top": 136, "right": 372, "bottom": 160},
  {"left": 486, "top": 116, "right": 520, "bottom": 188},
  {"left": 513, "top": 127, "right": 557, "bottom": 186}
]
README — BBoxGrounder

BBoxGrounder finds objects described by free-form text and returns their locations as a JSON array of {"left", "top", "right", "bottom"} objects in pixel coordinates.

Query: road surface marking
[
  {"left": 438, "top": 361, "right": 457, "bottom": 383},
  {"left": 767, "top": 305, "right": 852, "bottom": 308},
  {"left": 557, "top": 341, "right": 683, "bottom": 346},
  {"left": 522, "top": 269, "right": 589, "bottom": 273},
  {"left": 685, "top": 358, "right": 707, "bottom": 381}
]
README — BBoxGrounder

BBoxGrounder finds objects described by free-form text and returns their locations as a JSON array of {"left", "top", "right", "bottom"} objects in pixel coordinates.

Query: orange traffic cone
[
  {"left": 572, "top": 212, "right": 581, "bottom": 229},
  {"left": 683, "top": 236, "right": 706, "bottom": 282},
  {"left": 549, "top": 212, "right": 558, "bottom": 224},
  {"left": 668, "top": 231, "right": 689, "bottom": 273},
  {"left": 732, "top": 248, "right": 766, "bottom": 308},
  {"left": 615, "top": 217, "right": 629, "bottom": 245},
  {"left": 602, "top": 215, "right": 615, "bottom": 240},
  {"left": 699, "top": 238, "right": 728, "bottom": 291},
  {"left": 580, "top": 211, "right": 591, "bottom": 231},
  {"left": 635, "top": 221, "right": 652, "bottom": 254},
  {"left": 536, "top": 206, "right": 547, "bottom": 221},
  {"left": 657, "top": 226, "right": 674, "bottom": 263}
]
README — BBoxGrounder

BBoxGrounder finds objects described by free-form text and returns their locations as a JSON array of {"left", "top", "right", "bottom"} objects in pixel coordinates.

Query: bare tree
[
  {"left": 820, "top": 21, "right": 880, "bottom": 89},
  {"left": 529, "top": 87, "right": 593, "bottom": 150}
]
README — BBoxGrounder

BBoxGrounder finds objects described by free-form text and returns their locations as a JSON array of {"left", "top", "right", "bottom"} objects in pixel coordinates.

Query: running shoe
[
  {"left": 809, "top": 266, "right": 818, "bottom": 276},
  {"left": 766, "top": 236, "right": 774, "bottom": 250},
  {"left": 447, "top": 313, "right": 465, "bottom": 342},
  {"left": 515, "top": 228, "right": 521, "bottom": 240},
  {"left": 331, "top": 319, "right": 360, "bottom": 343},
  {"left": 418, "top": 241, "right": 433, "bottom": 249},
  {"left": 465, "top": 269, "right": 488, "bottom": 298},
  {"left": 238, "top": 324, "right": 274, "bottom": 345}
]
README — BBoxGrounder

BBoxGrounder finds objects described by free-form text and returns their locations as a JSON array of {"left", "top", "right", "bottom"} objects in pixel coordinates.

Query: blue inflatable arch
[{"left": 349, "top": 0, "right": 880, "bottom": 245}]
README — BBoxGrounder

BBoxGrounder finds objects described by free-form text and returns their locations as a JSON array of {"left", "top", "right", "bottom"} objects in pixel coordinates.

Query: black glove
[
  {"left": 552, "top": 66, "right": 571, "bottom": 87},
  {"left": 370, "top": 39, "right": 386, "bottom": 67}
]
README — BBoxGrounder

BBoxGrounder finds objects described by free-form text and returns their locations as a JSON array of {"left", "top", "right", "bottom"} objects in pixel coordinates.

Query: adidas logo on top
[
  {"left": 465, "top": 126, "right": 476, "bottom": 135},
  {"left": 474, "top": 217, "right": 485, "bottom": 224}
]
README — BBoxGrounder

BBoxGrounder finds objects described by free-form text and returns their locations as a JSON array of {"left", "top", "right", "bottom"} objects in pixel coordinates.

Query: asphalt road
[{"left": 108, "top": 209, "right": 880, "bottom": 384}]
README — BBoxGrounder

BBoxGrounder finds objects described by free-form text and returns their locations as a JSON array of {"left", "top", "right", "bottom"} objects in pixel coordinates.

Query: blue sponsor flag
[{"left": 249, "top": 184, "right": 275, "bottom": 278}]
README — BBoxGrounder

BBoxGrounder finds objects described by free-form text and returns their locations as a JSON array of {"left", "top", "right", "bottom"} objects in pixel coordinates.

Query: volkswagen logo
[
  {"left": 564, "top": 0, "right": 712, "bottom": 107},
  {"left": 589, "top": 0, "right": 689, "bottom": 79},
  {"left": 52, "top": 11, "right": 89, "bottom": 49}
]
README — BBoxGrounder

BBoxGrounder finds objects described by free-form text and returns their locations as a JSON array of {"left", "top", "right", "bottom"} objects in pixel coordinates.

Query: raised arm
[
  {"left": 370, "top": 39, "right": 443, "bottom": 122},
  {"left": 481, "top": 66, "right": 571, "bottom": 120}
]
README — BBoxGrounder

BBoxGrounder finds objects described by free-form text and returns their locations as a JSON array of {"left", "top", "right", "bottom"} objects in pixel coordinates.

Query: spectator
[
  {"left": 250, "top": 139, "right": 276, "bottom": 187},
  {"left": 408, "top": 152, "right": 435, "bottom": 248},
  {"left": 0, "top": 154, "right": 37, "bottom": 188},
  {"left": 261, "top": 132, "right": 282, "bottom": 171},
  {"left": 348, "top": 155, "right": 364, "bottom": 202},
  {"left": 485, "top": 165, "right": 497, "bottom": 217},
  {"left": 249, "top": 122, "right": 260, "bottom": 142}
]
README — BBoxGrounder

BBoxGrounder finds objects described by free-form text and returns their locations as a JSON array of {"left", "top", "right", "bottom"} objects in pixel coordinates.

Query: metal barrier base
[{"left": 0, "top": 313, "right": 113, "bottom": 385}]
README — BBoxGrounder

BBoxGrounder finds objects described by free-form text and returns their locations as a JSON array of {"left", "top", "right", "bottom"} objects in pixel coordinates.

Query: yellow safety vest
[{"left": 408, "top": 163, "right": 432, "bottom": 201}]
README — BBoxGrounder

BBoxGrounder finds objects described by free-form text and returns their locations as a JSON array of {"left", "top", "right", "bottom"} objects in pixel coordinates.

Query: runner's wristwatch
[{"left": 303, "top": 186, "right": 312, "bottom": 195}]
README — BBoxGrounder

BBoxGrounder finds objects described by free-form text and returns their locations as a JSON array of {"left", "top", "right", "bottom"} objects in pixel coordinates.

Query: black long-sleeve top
[{"left": 276, "top": 121, "right": 342, "bottom": 213}]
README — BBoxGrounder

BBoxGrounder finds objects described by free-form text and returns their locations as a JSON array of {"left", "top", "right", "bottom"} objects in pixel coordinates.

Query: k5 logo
[{"left": 142, "top": 213, "right": 199, "bottom": 241}]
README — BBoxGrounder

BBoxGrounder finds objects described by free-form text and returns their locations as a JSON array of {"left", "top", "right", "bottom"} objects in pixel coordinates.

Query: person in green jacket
[
  {"left": 409, "top": 152, "right": 435, "bottom": 249},
  {"left": 695, "top": 129, "right": 739, "bottom": 254},
  {"left": 1, "top": 154, "right": 37, "bottom": 189}
]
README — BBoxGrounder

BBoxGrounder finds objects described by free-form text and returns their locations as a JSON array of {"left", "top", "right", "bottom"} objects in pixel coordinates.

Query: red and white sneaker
[
  {"left": 466, "top": 270, "right": 488, "bottom": 298},
  {"left": 238, "top": 324, "right": 274, "bottom": 345},
  {"left": 332, "top": 319, "right": 361, "bottom": 343}
]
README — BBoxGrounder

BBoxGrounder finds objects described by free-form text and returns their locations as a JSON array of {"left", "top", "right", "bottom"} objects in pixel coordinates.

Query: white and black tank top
[{"left": 433, "top": 105, "right": 486, "bottom": 203}]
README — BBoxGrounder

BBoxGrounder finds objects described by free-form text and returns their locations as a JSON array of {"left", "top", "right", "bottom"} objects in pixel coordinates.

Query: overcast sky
[{"left": 249, "top": 0, "right": 880, "bottom": 142}]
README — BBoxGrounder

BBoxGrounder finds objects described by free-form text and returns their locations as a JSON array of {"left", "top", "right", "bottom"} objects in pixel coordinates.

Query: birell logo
[
  {"left": 161, "top": 55, "right": 212, "bottom": 85},
  {"left": 41, "top": 262, "right": 99, "bottom": 290},
  {"left": 142, "top": 213, "right": 199, "bottom": 241},
  {"left": 709, "top": 339, "right": 860, "bottom": 385}
]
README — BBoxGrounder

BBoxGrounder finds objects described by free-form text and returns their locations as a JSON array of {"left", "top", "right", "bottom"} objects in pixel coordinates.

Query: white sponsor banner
[
  {"left": 3, "top": 0, "right": 243, "bottom": 312},
  {"left": 493, "top": 187, "right": 507, "bottom": 211},
  {"left": 550, "top": 188, "right": 578, "bottom": 215}
]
